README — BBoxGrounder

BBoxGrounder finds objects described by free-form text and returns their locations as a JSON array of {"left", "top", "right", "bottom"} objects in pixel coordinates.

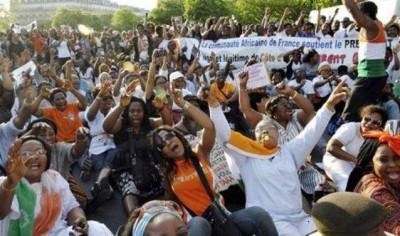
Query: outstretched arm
[
  {"left": 342, "top": 0, "right": 378, "bottom": 32},
  {"left": 238, "top": 72, "right": 263, "bottom": 129}
]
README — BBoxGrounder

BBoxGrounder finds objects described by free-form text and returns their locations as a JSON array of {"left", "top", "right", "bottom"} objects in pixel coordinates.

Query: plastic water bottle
[
  {"left": 313, "top": 182, "right": 325, "bottom": 204},
  {"left": 394, "top": 79, "right": 400, "bottom": 97}
]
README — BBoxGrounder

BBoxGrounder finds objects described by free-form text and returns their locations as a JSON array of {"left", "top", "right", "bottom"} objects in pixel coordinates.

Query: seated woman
[
  {"left": 323, "top": 105, "right": 388, "bottom": 191},
  {"left": 103, "top": 85, "right": 173, "bottom": 215},
  {"left": 210, "top": 72, "right": 349, "bottom": 236},
  {"left": 354, "top": 128, "right": 400, "bottom": 235},
  {"left": 152, "top": 88, "right": 278, "bottom": 236},
  {"left": 0, "top": 136, "right": 112, "bottom": 235},
  {"left": 123, "top": 200, "right": 188, "bottom": 236}
]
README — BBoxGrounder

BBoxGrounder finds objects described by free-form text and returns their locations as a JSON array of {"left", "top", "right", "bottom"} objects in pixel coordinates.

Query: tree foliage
[
  {"left": 51, "top": 8, "right": 112, "bottom": 31},
  {"left": 184, "top": 0, "right": 233, "bottom": 22},
  {"left": 149, "top": 0, "right": 184, "bottom": 25},
  {"left": 0, "top": 4, "right": 14, "bottom": 33},
  {"left": 235, "top": 0, "right": 317, "bottom": 24},
  {"left": 111, "top": 8, "right": 141, "bottom": 31}
]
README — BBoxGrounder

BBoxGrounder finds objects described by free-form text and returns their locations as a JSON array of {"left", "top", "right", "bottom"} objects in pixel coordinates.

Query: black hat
[{"left": 311, "top": 192, "right": 386, "bottom": 235}]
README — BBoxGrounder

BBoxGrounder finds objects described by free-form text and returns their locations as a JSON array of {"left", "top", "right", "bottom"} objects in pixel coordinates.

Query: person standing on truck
[{"left": 341, "top": 0, "right": 388, "bottom": 122}]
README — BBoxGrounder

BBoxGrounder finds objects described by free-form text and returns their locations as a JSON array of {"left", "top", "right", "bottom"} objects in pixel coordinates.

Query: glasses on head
[
  {"left": 154, "top": 131, "right": 176, "bottom": 151},
  {"left": 136, "top": 200, "right": 184, "bottom": 225},
  {"left": 20, "top": 149, "right": 47, "bottom": 158},
  {"left": 363, "top": 115, "right": 382, "bottom": 126}
]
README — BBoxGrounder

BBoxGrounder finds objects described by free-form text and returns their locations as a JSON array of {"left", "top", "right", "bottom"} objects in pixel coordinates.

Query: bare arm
[
  {"left": 1, "top": 58, "right": 13, "bottom": 90},
  {"left": 315, "top": 7, "right": 322, "bottom": 34},
  {"left": 186, "top": 57, "right": 198, "bottom": 79},
  {"left": 342, "top": 0, "right": 378, "bottom": 33},
  {"left": 328, "top": 8, "right": 340, "bottom": 26},
  {"left": 277, "top": 8, "right": 290, "bottom": 33},
  {"left": 326, "top": 138, "right": 357, "bottom": 163},
  {"left": 237, "top": 72, "right": 263, "bottom": 129},
  {"left": 392, "top": 46, "right": 400, "bottom": 70},
  {"left": 0, "top": 178, "right": 15, "bottom": 219},
  {"left": 71, "top": 127, "right": 90, "bottom": 159},
  {"left": 145, "top": 58, "right": 157, "bottom": 100},
  {"left": 13, "top": 100, "right": 32, "bottom": 129}
]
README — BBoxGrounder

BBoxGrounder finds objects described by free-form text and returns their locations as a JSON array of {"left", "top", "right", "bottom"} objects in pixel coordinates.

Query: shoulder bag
[{"left": 187, "top": 154, "right": 242, "bottom": 236}]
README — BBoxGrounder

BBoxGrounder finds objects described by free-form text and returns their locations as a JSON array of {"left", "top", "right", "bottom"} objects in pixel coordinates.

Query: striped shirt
[{"left": 358, "top": 20, "right": 387, "bottom": 78}]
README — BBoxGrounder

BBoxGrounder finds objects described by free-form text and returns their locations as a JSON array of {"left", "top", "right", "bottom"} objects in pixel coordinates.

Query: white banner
[{"left": 199, "top": 36, "right": 400, "bottom": 69}]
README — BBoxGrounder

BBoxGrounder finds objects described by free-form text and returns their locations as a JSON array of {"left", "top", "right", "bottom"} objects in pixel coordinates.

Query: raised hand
[
  {"left": 99, "top": 80, "right": 112, "bottom": 97},
  {"left": 119, "top": 90, "right": 132, "bottom": 109},
  {"left": 326, "top": 79, "right": 350, "bottom": 111},
  {"left": 170, "top": 87, "right": 185, "bottom": 108},
  {"left": 125, "top": 79, "right": 140, "bottom": 94},
  {"left": 76, "top": 127, "right": 90, "bottom": 142},
  {"left": 39, "top": 86, "right": 51, "bottom": 99},
  {"left": 238, "top": 71, "right": 249, "bottom": 89},
  {"left": 63, "top": 79, "right": 74, "bottom": 91},
  {"left": 1, "top": 57, "right": 13, "bottom": 73},
  {"left": 6, "top": 140, "right": 28, "bottom": 186},
  {"left": 275, "top": 82, "right": 295, "bottom": 97}
]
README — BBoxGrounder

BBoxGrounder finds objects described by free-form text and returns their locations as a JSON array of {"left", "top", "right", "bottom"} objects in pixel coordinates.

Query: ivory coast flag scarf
[
  {"left": 8, "top": 180, "right": 36, "bottom": 236},
  {"left": 7, "top": 173, "right": 62, "bottom": 236}
]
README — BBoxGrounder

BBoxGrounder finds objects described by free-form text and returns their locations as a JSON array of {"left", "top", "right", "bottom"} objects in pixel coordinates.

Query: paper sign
[
  {"left": 232, "top": 62, "right": 271, "bottom": 89},
  {"left": 11, "top": 60, "right": 37, "bottom": 85},
  {"left": 12, "top": 20, "right": 37, "bottom": 34}
]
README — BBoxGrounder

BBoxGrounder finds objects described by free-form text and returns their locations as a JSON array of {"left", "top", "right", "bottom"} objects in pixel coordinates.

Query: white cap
[{"left": 169, "top": 71, "right": 184, "bottom": 81}]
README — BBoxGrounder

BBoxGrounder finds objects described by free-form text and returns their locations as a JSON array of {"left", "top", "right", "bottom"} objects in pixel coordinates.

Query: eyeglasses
[
  {"left": 363, "top": 115, "right": 382, "bottom": 126},
  {"left": 154, "top": 131, "right": 176, "bottom": 151},
  {"left": 136, "top": 200, "right": 184, "bottom": 226},
  {"left": 20, "top": 149, "right": 47, "bottom": 158}
]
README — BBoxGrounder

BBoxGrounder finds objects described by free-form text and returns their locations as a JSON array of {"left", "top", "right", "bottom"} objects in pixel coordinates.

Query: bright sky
[{"left": 111, "top": 0, "right": 157, "bottom": 10}]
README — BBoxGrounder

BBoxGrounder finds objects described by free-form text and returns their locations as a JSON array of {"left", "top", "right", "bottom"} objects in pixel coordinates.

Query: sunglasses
[
  {"left": 135, "top": 200, "right": 184, "bottom": 225},
  {"left": 363, "top": 115, "right": 382, "bottom": 126},
  {"left": 154, "top": 131, "right": 176, "bottom": 151}
]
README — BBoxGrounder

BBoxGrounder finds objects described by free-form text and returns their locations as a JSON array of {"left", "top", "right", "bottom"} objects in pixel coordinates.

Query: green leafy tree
[
  {"left": 184, "top": 0, "right": 234, "bottom": 22},
  {"left": 111, "top": 8, "right": 141, "bottom": 31},
  {"left": 0, "top": 3, "right": 14, "bottom": 33},
  {"left": 149, "top": 0, "right": 184, "bottom": 24},
  {"left": 52, "top": 8, "right": 88, "bottom": 28},
  {"left": 235, "top": 0, "right": 338, "bottom": 24}
]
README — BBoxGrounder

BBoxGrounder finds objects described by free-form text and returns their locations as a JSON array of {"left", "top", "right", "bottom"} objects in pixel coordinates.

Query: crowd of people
[{"left": 0, "top": 0, "right": 399, "bottom": 235}]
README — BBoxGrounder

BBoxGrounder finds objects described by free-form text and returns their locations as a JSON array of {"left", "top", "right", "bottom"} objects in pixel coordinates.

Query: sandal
[{"left": 80, "top": 156, "right": 93, "bottom": 182}]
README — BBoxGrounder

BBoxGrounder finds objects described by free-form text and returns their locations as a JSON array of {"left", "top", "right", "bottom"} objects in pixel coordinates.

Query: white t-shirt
[
  {"left": 57, "top": 40, "right": 71, "bottom": 58},
  {"left": 312, "top": 75, "right": 334, "bottom": 97},
  {"left": 85, "top": 111, "right": 116, "bottom": 155},
  {"left": 287, "top": 80, "right": 315, "bottom": 95}
]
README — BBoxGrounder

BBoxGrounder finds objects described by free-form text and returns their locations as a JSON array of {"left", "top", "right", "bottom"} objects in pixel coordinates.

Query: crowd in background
[{"left": 0, "top": 0, "right": 399, "bottom": 235}]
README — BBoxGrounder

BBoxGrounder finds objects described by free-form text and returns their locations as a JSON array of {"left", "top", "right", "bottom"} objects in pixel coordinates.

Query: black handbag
[
  {"left": 188, "top": 155, "right": 242, "bottom": 236},
  {"left": 127, "top": 128, "right": 158, "bottom": 191}
]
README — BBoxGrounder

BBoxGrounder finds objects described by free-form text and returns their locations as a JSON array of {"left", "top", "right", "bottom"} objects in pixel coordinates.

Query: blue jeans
[
  {"left": 229, "top": 206, "right": 278, "bottom": 236},
  {"left": 78, "top": 148, "right": 117, "bottom": 171},
  {"left": 384, "top": 99, "right": 400, "bottom": 120},
  {"left": 186, "top": 207, "right": 278, "bottom": 236}
]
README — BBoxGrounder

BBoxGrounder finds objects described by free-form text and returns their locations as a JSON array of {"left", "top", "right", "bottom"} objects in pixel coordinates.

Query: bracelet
[
  {"left": 95, "top": 95, "right": 102, "bottom": 101},
  {"left": 118, "top": 104, "right": 126, "bottom": 110},
  {"left": 1, "top": 182, "right": 16, "bottom": 192},
  {"left": 182, "top": 101, "right": 190, "bottom": 111},
  {"left": 291, "top": 91, "right": 298, "bottom": 99}
]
